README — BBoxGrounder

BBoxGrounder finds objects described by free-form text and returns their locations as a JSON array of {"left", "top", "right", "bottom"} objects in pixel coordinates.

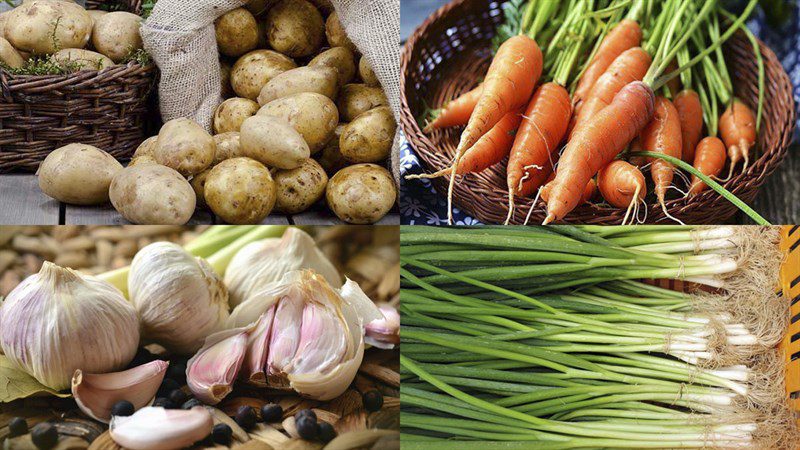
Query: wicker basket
[
  {"left": 400, "top": 0, "right": 797, "bottom": 225},
  {"left": 0, "top": 0, "right": 157, "bottom": 174}
]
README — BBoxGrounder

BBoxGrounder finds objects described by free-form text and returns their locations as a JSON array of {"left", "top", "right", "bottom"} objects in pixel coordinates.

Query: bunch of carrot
[{"left": 414, "top": 0, "right": 764, "bottom": 225}]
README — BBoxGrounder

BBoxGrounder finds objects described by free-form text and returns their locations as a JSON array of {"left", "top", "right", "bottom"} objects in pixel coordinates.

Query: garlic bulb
[
  {"left": 129, "top": 242, "right": 229, "bottom": 354},
  {"left": 0, "top": 262, "right": 140, "bottom": 390},
  {"left": 224, "top": 228, "right": 342, "bottom": 308}
]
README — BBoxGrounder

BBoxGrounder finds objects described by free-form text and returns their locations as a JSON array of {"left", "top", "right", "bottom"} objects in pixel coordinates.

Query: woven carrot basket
[
  {"left": 399, "top": 0, "right": 797, "bottom": 225},
  {"left": 0, "top": 0, "right": 158, "bottom": 174}
]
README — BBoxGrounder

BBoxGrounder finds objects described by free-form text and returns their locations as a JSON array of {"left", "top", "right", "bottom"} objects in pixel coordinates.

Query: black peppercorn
[
  {"left": 211, "top": 423, "right": 233, "bottom": 445},
  {"left": 166, "top": 362, "right": 187, "bottom": 383},
  {"left": 295, "top": 415, "right": 318, "bottom": 440},
  {"left": 152, "top": 397, "right": 175, "bottom": 409},
  {"left": 363, "top": 390, "right": 383, "bottom": 412},
  {"left": 317, "top": 421, "right": 336, "bottom": 443},
  {"left": 8, "top": 417, "right": 28, "bottom": 437},
  {"left": 31, "top": 423, "right": 58, "bottom": 450},
  {"left": 182, "top": 398, "right": 203, "bottom": 409},
  {"left": 168, "top": 389, "right": 188, "bottom": 405},
  {"left": 110, "top": 400, "right": 135, "bottom": 417},
  {"left": 158, "top": 378, "right": 181, "bottom": 396},
  {"left": 294, "top": 408, "right": 316, "bottom": 423},
  {"left": 234, "top": 405, "right": 257, "bottom": 430},
  {"left": 260, "top": 403, "right": 283, "bottom": 423}
]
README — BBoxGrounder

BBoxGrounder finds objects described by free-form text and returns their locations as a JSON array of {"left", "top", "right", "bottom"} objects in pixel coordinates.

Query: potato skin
[
  {"left": 52, "top": 48, "right": 114, "bottom": 70},
  {"left": 274, "top": 158, "right": 328, "bottom": 214},
  {"left": 220, "top": 61, "right": 234, "bottom": 98},
  {"left": 155, "top": 118, "right": 216, "bottom": 176},
  {"left": 265, "top": 0, "right": 324, "bottom": 58},
  {"left": 130, "top": 136, "right": 158, "bottom": 165},
  {"left": 325, "top": 12, "right": 357, "bottom": 53},
  {"left": 215, "top": 8, "right": 259, "bottom": 58},
  {"left": 213, "top": 97, "right": 260, "bottom": 134},
  {"left": 340, "top": 106, "right": 396, "bottom": 163},
  {"left": 0, "top": 38, "right": 24, "bottom": 69},
  {"left": 6, "top": 0, "right": 93, "bottom": 54},
  {"left": 257, "top": 92, "right": 338, "bottom": 154},
  {"left": 38, "top": 143, "right": 123, "bottom": 205},
  {"left": 337, "top": 84, "right": 388, "bottom": 122},
  {"left": 326, "top": 164, "right": 396, "bottom": 224},
  {"left": 110, "top": 164, "right": 196, "bottom": 225},
  {"left": 245, "top": 0, "right": 277, "bottom": 16},
  {"left": 239, "top": 115, "right": 309, "bottom": 169},
  {"left": 309, "top": 47, "right": 356, "bottom": 87},
  {"left": 190, "top": 169, "right": 211, "bottom": 207},
  {"left": 256, "top": 65, "right": 338, "bottom": 105},
  {"left": 316, "top": 123, "right": 348, "bottom": 175},
  {"left": 204, "top": 157, "right": 276, "bottom": 224},
  {"left": 92, "top": 11, "right": 143, "bottom": 63},
  {"left": 213, "top": 132, "right": 243, "bottom": 164},
  {"left": 231, "top": 49, "right": 297, "bottom": 100},
  {"left": 359, "top": 56, "right": 379, "bottom": 86}
]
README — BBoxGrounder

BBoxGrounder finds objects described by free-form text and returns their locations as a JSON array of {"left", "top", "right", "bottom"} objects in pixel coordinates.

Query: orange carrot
[
  {"left": 641, "top": 96, "right": 682, "bottom": 217},
  {"left": 541, "top": 172, "right": 596, "bottom": 205},
  {"left": 674, "top": 90, "right": 703, "bottom": 163},
  {"left": 573, "top": 19, "right": 642, "bottom": 108},
  {"left": 543, "top": 81, "right": 655, "bottom": 223},
  {"left": 425, "top": 85, "right": 483, "bottom": 131},
  {"left": 598, "top": 160, "right": 646, "bottom": 224},
  {"left": 627, "top": 136, "right": 647, "bottom": 167},
  {"left": 505, "top": 82, "right": 572, "bottom": 223},
  {"left": 719, "top": 99, "right": 756, "bottom": 178},
  {"left": 688, "top": 136, "right": 727, "bottom": 196}
]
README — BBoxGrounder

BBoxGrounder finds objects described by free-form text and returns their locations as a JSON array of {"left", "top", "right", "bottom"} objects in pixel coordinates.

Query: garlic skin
[
  {"left": 224, "top": 228, "right": 342, "bottom": 308},
  {"left": 109, "top": 406, "right": 213, "bottom": 450},
  {"left": 365, "top": 304, "right": 400, "bottom": 349},
  {"left": 72, "top": 360, "right": 168, "bottom": 423},
  {"left": 129, "top": 242, "right": 229, "bottom": 354},
  {"left": 0, "top": 262, "right": 140, "bottom": 391}
]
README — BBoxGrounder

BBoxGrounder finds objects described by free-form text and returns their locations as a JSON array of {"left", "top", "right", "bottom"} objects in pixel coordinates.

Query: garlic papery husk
[
  {"left": 72, "top": 360, "right": 168, "bottom": 423},
  {"left": 228, "top": 270, "right": 382, "bottom": 400},
  {"left": 365, "top": 304, "right": 400, "bottom": 349},
  {"left": 186, "top": 326, "right": 251, "bottom": 404},
  {"left": 128, "top": 242, "right": 229, "bottom": 354},
  {"left": 109, "top": 406, "right": 213, "bottom": 450},
  {"left": 224, "top": 228, "right": 343, "bottom": 308},
  {"left": 0, "top": 261, "right": 140, "bottom": 391}
]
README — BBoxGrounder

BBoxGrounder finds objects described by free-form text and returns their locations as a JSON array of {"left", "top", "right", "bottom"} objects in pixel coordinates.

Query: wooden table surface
[{"left": 0, "top": 174, "right": 400, "bottom": 225}]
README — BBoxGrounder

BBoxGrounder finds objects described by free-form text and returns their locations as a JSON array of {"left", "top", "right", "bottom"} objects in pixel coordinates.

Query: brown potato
[
  {"left": 316, "top": 124, "right": 348, "bottom": 175},
  {"left": 245, "top": 0, "right": 277, "bottom": 16},
  {"left": 132, "top": 136, "right": 158, "bottom": 159},
  {"left": 213, "top": 132, "right": 243, "bottom": 164},
  {"left": 336, "top": 84, "right": 388, "bottom": 122},
  {"left": 220, "top": 61, "right": 234, "bottom": 98},
  {"left": 110, "top": 164, "right": 196, "bottom": 225},
  {"left": 239, "top": 115, "right": 309, "bottom": 169},
  {"left": 155, "top": 118, "right": 216, "bottom": 176},
  {"left": 265, "top": 0, "right": 324, "bottom": 58},
  {"left": 340, "top": 106, "right": 396, "bottom": 163},
  {"left": 273, "top": 158, "right": 328, "bottom": 214},
  {"left": 309, "top": 47, "right": 356, "bottom": 87},
  {"left": 359, "top": 56, "right": 379, "bottom": 86},
  {"left": 231, "top": 49, "right": 297, "bottom": 100},
  {"left": 325, "top": 12, "right": 357, "bottom": 53},
  {"left": 190, "top": 169, "right": 211, "bottom": 208},
  {"left": 215, "top": 8, "right": 259, "bottom": 58},
  {"left": 204, "top": 157, "right": 276, "bottom": 224},
  {"left": 326, "top": 164, "right": 396, "bottom": 224},
  {"left": 0, "top": 38, "right": 25, "bottom": 69},
  {"left": 38, "top": 143, "right": 123, "bottom": 205},
  {"left": 92, "top": 11, "right": 143, "bottom": 63},
  {"left": 257, "top": 92, "right": 338, "bottom": 154},
  {"left": 213, "top": 97, "right": 260, "bottom": 134},
  {"left": 52, "top": 49, "right": 114, "bottom": 71},
  {"left": 5, "top": 0, "right": 92, "bottom": 54},
  {"left": 256, "top": 65, "right": 338, "bottom": 105}
]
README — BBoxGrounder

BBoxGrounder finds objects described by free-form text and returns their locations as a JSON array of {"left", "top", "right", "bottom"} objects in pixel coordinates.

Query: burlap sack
[{"left": 140, "top": 0, "right": 400, "bottom": 185}]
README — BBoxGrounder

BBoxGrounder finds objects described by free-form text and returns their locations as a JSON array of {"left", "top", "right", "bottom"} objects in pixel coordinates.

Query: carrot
[
  {"left": 543, "top": 81, "right": 656, "bottom": 224},
  {"left": 688, "top": 136, "right": 727, "bottom": 196},
  {"left": 598, "top": 160, "right": 646, "bottom": 225},
  {"left": 719, "top": 99, "right": 756, "bottom": 178},
  {"left": 581, "top": 178, "right": 597, "bottom": 204},
  {"left": 674, "top": 90, "right": 703, "bottom": 164},
  {"left": 573, "top": 19, "right": 642, "bottom": 108},
  {"left": 505, "top": 82, "right": 572, "bottom": 224},
  {"left": 641, "top": 96, "right": 682, "bottom": 220},
  {"left": 424, "top": 85, "right": 483, "bottom": 132}
]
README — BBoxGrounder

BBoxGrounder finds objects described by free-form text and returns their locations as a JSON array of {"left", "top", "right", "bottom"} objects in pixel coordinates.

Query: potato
[
  {"left": 316, "top": 124, "right": 348, "bottom": 175},
  {"left": 256, "top": 65, "right": 338, "bottom": 105},
  {"left": 37, "top": 143, "right": 123, "bottom": 205},
  {"left": 190, "top": 169, "right": 211, "bottom": 207},
  {"left": 246, "top": 0, "right": 277, "bottom": 16},
  {"left": 308, "top": 0, "right": 334, "bottom": 15},
  {"left": 204, "top": 157, "right": 276, "bottom": 224},
  {"left": 213, "top": 132, "right": 243, "bottom": 164},
  {"left": 240, "top": 115, "right": 309, "bottom": 169},
  {"left": 213, "top": 97, "right": 259, "bottom": 134},
  {"left": 86, "top": 9, "right": 108, "bottom": 26},
  {"left": 5, "top": 0, "right": 93, "bottom": 54},
  {"left": 52, "top": 49, "right": 114, "bottom": 71},
  {"left": 265, "top": 0, "right": 324, "bottom": 58},
  {"left": 274, "top": 158, "right": 328, "bottom": 214},
  {"left": 132, "top": 136, "right": 158, "bottom": 159},
  {"left": 215, "top": 8, "right": 259, "bottom": 58},
  {"left": 326, "top": 164, "right": 396, "bottom": 224},
  {"left": 128, "top": 154, "right": 157, "bottom": 167},
  {"left": 325, "top": 12, "right": 357, "bottom": 53},
  {"left": 0, "top": 38, "right": 25, "bottom": 69},
  {"left": 0, "top": 11, "right": 10, "bottom": 38},
  {"left": 92, "top": 11, "right": 143, "bottom": 63},
  {"left": 231, "top": 49, "right": 297, "bottom": 100},
  {"left": 359, "top": 56, "right": 379, "bottom": 86},
  {"left": 110, "top": 164, "right": 196, "bottom": 225},
  {"left": 337, "top": 84, "right": 388, "bottom": 122},
  {"left": 340, "top": 106, "right": 395, "bottom": 163},
  {"left": 309, "top": 47, "right": 356, "bottom": 87},
  {"left": 155, "top": 118, "right": 216, "bottom": 176},
  {"left": 257, "top": 92, "right": 338, "bottom": 154}
]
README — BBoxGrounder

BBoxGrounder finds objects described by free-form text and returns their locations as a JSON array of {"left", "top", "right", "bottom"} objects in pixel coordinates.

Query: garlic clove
[
  {"left": 365, "top": 304, "right": 400, "bottom": 349},
  {"left": 241, "top": 305, "right": 276, "bottom": 386},
  {"left": 109, "top": 406, "right": 213, "bottom": 450},
  {"left": 187, "top": 327, "right": 250, "bottom": 404},
  {"left": 288, "top": 338, "right": 366, "bottom": 401},
  {"left": 285, "top": 299, "right": 347, "bottom": 375},
  {"left": 266, "top": 292, "right": 304, "bottom": 388},
  {"left": 72, "top": 360, "right": 168, "bottom": 423}
]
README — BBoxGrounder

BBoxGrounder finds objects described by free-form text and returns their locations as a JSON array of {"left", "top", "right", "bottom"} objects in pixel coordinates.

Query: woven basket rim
[{"left": 400, "top": 0, "right": 797, "bottom": 225}]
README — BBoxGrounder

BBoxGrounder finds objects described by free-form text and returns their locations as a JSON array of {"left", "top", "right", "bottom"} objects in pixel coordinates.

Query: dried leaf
[{"left": 0, "top": 355, "right": 70, "bottom": 402}]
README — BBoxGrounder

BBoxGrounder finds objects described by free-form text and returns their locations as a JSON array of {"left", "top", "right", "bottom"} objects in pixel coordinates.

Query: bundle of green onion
[{"left": 400, "top": 225, "right": 796, "bottom": 449}]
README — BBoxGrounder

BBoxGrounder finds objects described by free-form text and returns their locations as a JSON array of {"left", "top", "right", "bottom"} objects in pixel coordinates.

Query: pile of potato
[
  {"left": 33, "top": 0, "right": 397, "bottom": 225},
  {"left": 0, "top": 0, "right": 143, "bottom": 70}
]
